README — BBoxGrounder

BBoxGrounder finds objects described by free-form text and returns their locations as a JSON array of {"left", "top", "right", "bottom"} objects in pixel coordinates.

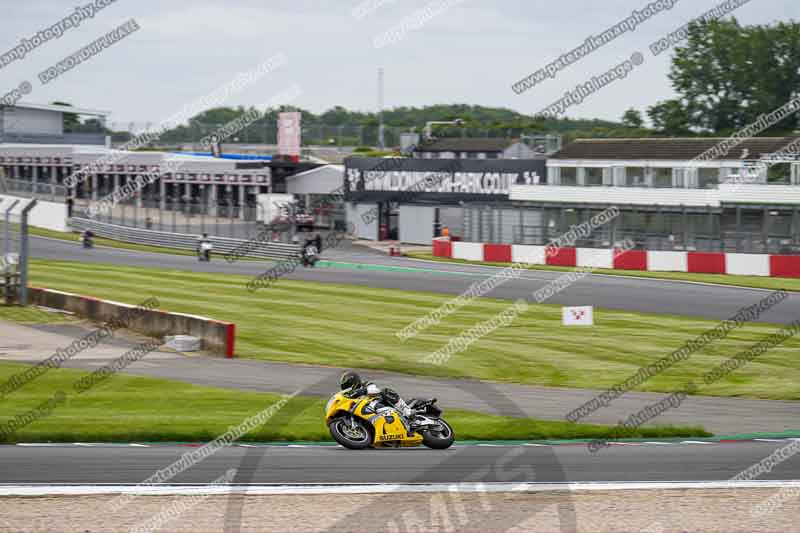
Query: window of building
[
  {"left": 654, "top": 168, "right": 673, "bottom": 188},
  {"left": 767, "top": 163, "right": 791, "bottom": 184},
  {"left": 721, "top": 167, "right": 741, "bottom": 182},
  {"left": 585, "top": 167, "right": 604, "bottom": 186},
  {"left": 561, "top": 167, "right": 577, "bottom": 186},
  {"left": 486, "top": 152, "right": 499, "bottom": 159},
  {"left": 625, "top": 167, "right": 646, "bottom": 187},
  {"left": 698, "top": 168, "right": 719, "bottom": 189}
]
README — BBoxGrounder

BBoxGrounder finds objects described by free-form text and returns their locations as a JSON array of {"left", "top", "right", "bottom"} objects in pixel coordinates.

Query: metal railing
[
  {"left": 0, "top": 177, "right": 69, "bottom": 200},
  {"left": 69, "top": 218, "right": 302, "bottom": 260},
  {"left": 72, "top": 199, "right": 340, "bottom": 241},
  {"left": 509, "top": 225, "right": 800, "bottom": 254}
]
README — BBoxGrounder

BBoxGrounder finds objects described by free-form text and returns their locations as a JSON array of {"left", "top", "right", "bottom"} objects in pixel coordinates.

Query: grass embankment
[
  {"left": 25, "top": 259, "right": 800, "bottom": 400},
  {"left": 405, "top": 251, "right": 800, "bottom": 293},
  {"left": 0, "top": 362, "right": 707, "bottom": 443}
]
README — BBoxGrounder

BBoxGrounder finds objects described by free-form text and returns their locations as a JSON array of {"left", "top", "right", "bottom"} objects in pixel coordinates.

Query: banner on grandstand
[{"left": 277, "top": 112, "right": 301, "bottom": 157}]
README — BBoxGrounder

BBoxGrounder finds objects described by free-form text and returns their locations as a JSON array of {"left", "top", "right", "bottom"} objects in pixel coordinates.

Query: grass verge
[
  {"left": 0, "top": 304, "right": 76, "bottom": 324},
  {"left": 405, "top": 251, "right": 800, "bottom": 293},
  {"left": 24, "top": 259, "right": 800, "bottom": 400},
  {"left": 0, "top": 362, "right": 708, "bottom": 443},
  {"left": 29, "top": 226, "right": 196, "bottom": 257}
]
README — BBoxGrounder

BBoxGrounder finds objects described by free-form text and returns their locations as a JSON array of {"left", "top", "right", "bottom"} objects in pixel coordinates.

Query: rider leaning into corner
[{"left": 340, "top": 371, "right": 415, "bottom": 424}]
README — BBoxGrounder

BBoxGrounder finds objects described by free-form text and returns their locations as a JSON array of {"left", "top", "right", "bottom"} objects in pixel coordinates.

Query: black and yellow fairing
[{"left": 325, "top": 391, "right": 424, "bottom": 447}]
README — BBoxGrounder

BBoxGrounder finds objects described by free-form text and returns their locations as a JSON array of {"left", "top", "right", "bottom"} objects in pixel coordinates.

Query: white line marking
[
  {"left": 644, "top": 442, "right": 675, "bottom": 446},
  {"left": 129, "top": 444, "right": 149, "bottom": 447},
  {"left": 523, "top": 443, "right": 549, "bottom": 447},
  {"left": 2, "top": 481, "right": 800, "bottom": 497},
  {"left": 754, "top": 439, "right": 785, "bottom": 443},
  {"left": 680, "top": 441, "right": 714, "bottom": 445},
  {"left": 73, "top": 443, "right": 95, "bottom": 447}
]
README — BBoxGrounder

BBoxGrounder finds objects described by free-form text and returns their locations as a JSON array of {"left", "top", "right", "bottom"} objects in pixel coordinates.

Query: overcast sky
[{"left": 1, "top": 0, "right": 795, "bottom": 128}]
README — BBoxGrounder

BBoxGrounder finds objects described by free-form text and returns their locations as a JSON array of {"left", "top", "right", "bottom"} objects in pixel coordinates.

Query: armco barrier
[
  {"left": 442, "top": 239, "right": 800, "bottom": 278},
  {"left": 484, "top": 243, "right": 512, "bottom": 263},
  {"left": 614, "top": 249, "right": 647, "bottom": 271},
  {"left": 771, "top": 256, "right": 800, "bottom": 278},
  {"left": 688, "top": 252, "right": 726, "bottom": 274},
  {"left": 546, "top": 247, "right": 576, "bottom": 267},
  {"left": 28, "top": 287, "right": 236, "bottom": 357},
  {"left": 69, "top": 218, "right": 301, "bottom": 260},
  {"left": 432, "top": 237, "right": 452, "bottom": 258}
]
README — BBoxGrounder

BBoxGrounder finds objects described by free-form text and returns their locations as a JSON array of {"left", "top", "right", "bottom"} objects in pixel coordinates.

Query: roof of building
[
  {"left": 551, "top": 136, "right": 799, "bottom": 161},
  {"left": 1, "top": 102, "right": 110, "bottom": 116},
  {"left": 414, "top": 138, "right": 518, "bottom": 153},
  {"left": 289, "top": 164, "right": 344, "bottom": 178}
]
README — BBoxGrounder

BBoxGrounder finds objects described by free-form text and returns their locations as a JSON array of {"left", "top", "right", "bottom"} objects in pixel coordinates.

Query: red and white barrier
[{"left": 432, "top": 238, "right": 800, "bottom": 278}]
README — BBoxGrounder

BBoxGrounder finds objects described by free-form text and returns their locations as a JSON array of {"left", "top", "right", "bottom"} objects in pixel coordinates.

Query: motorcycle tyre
[
  {"left": 421, "top": 419, "right": 455, "bottom": 450},
  {"left": 328, "top": 416, "right": 373, "bottom": 450}
]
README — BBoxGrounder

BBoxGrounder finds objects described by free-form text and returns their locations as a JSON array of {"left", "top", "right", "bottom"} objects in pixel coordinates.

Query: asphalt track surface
[
  {"left": 30, "top": 236, "right": 800, "bottom": 324},
  {"left": 0, "top": 442, "right": 798, "bottom": 484}
]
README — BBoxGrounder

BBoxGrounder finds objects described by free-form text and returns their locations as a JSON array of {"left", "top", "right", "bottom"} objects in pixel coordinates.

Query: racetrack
[
  {"left": 14, "top": 236, "right": 799, "bottom": 487},
  {"left": 0, "top": 441, "right": 797, "bottom": 484},
  {"left": 30, "top": 236, "right": 800, "bottom": 324}
]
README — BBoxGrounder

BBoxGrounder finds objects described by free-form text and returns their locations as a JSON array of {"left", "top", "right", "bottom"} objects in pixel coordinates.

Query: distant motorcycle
[
  {"left": 198, "top": 240, "right": 213, "bottom": 262},
  {"left": 80, "top": 232, "right": 94, "bottom": 249},
  {"left": 301, "top": 243, "right": 318, "bottom": 267}
]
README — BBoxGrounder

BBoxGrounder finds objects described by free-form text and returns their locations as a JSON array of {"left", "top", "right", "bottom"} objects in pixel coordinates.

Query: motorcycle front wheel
[
  {"left": 421, "top": 419, "right": 455, "bottom": 449},
  {"left": 328, "top": 416, "right": 373, "bottom": 450}
]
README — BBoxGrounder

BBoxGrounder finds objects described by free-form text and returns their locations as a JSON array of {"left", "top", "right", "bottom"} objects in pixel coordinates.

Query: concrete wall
[
  {"left": 28, "top": 287, "right": 236, "bottom": 357},
  {"left": 399, "top": 205, "right": 435, "bottom": 244},
  {"left": 0, "top": 195, "right": 69, "bottom": 232},
  {"left": 346, "top": 202, "right": 379, "bottom": 240}
]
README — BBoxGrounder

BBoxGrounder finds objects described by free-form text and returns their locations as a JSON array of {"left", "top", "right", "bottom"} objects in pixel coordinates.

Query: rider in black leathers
[{"left": 339, "top": 371, "right": 413, "bottom": 421}]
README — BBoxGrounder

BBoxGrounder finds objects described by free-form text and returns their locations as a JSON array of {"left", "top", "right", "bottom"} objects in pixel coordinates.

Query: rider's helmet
[{"left": 340, "top": 371, "right": 361, "bottom": 391}]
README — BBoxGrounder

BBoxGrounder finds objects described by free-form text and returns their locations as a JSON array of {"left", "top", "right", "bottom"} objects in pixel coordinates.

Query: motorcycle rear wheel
[
  {"left": 328, "top": 416, "right": 373, "bottom": 450},
  {"left": 421, "top": 419, "right": 455, "bottom": 449}
]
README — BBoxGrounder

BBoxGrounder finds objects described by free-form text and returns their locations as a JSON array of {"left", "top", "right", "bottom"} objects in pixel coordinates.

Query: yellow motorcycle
[{"left": 325, "top": 391, "right": 455, "bottom": 449}]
